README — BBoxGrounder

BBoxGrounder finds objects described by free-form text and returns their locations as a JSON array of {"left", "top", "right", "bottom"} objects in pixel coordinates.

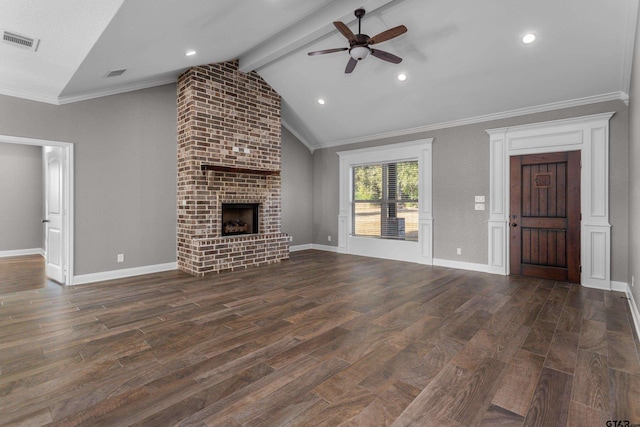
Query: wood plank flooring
[
  {"left": 0, "top": 255, "right": 60, "bottom": 293},
  {"left": 0, "top": 250, "right": 639, "bottom": 426}
]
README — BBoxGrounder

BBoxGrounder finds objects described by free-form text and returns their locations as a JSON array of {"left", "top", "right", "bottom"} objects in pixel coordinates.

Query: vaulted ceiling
[{"left": 1, "top": 0, "right": 637, "bottom": 150}]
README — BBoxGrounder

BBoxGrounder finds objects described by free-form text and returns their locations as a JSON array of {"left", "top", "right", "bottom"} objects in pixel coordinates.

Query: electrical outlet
[
  {"left": 456, "top": 248, "right": 461, "bottom": 255},
  {"left": 243, "top": 148, "right": 250, "bottom": 154},
  {"left": 117, "top": 254, "right": 124, "bottom": 263},
  {"left": 328, "top": 235, "right": 332, "bottom": 242},
  {"left": 475, "top": 195, "right": 485, "bottom": 203},
  {"left": 475, "top": 203, "right": 485, "bottom": 210},
  {"left": 232, "top": 147, "right": 240, "bottom": 152}
]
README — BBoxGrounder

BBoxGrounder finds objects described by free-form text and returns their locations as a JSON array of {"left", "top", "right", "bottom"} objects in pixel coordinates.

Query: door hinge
[
  {"left": 579, "top": 265, "right": 582, "bottom": 273},
  {"left": 580, "top": 213, "right": 582, "bottom": 220}
]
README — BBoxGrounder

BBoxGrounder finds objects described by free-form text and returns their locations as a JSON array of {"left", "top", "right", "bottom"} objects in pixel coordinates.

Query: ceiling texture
[{"left": 1, "top": 0, "right": 637, "bottom": 151}]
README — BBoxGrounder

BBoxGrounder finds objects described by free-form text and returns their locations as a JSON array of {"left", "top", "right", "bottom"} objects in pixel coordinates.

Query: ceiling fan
[{"left": 308, "top": 8, "right": 407, "bottom": 74}]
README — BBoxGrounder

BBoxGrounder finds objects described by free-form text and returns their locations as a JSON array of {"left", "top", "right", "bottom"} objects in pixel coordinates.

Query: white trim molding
[
  {"left": 290, "top": 244, "right": 314, "bottom": 252},
  {"left": 73, "top": 262, "right": 177, "bottom": 286},
  {"left": 0, "top": 134, "right": 74, "bottom": 286},
  {"left": 309, "top": 244, "right": 340, "bottom": 253},
  {"left": 319, "top": 92, "right": 626, "bottom": 150},
  {"left": 610, "top": 281, "right": 640, "bottom": 345},
  {"left": 433, "top": 258, "right": 489, "bottom": 273},
  {"left": 627, "top": 287, "right": 640, "bottom": 342},
  {"left": 337, "top": 139, "right": 433, "bottom": 265},
  {"left": 486, "top": 112, "right": 614, "bottom": 288},
  {"left": 0, "top": 248, "right": 44, "bottom": 258}
]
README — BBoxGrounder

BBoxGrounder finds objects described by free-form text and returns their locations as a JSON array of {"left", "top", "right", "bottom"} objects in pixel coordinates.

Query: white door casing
[
  {"left": 486, "top": 112, "right": 614, "bottom": 289},
  {"left": 337, "top": 139, "right": 433, "bottom": 264},
  {"left": 45, "top": 147, "right": 65, "bottom": 283},
  {"left": 0, "top": 134, "right": 74, "bottom": 286}
]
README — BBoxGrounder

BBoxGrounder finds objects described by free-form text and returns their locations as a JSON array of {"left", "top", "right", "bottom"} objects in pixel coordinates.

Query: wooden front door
[{"left": 510, "top": 151, "right": 580, "bottom": 283}]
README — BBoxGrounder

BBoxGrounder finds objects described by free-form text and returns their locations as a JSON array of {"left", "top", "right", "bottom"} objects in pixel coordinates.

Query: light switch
[
  {"left": 475, "top": 195, "right": 485, "bottom": 203},
  {"left": 475, "top": 203, "right": 485, "bottom": 211},
  {"left": 232, "top": 147, "right": 240, "bottom": 152}
]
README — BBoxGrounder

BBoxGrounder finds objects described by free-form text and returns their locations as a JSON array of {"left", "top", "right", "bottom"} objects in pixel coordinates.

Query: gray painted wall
[
  {"left": 312, "top": 99, "right": 630, "bottom": 282},
  {"left": 629, "top": 4, "right": 640, "bottom": 306},
  {"left": 0, "top": 143, "right": 43, "bottom": 252},
  {"left": 0, "top": 85, "right": 177, "bottom": 275},
  {"left": 281, "top": 127, "right": 313, "bottom": 246}
]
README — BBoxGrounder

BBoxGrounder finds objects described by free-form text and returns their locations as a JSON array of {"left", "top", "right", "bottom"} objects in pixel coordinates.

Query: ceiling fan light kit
[
  {"left": 349, "top": 46, "right": 370, "bottom": 60},
  {"left": 308, "top": 8, "right": 407, "bottom": 74}
]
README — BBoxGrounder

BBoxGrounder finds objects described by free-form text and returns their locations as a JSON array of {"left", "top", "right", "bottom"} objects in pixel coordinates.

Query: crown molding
[
  {"left": 281, "top": 118, "right": 317, "bottom": 153},
  {"left": 0, "top": 85, "right": 61, "bottom": 105},
  {"left": 57, "top": 77, "right": 177, "bottom": 105},
  {"left": 0, "top": 77, "right": 178, "bottom": 106},
  {"left": 316, "top": 91, "right": 629, "bottom": 150}
]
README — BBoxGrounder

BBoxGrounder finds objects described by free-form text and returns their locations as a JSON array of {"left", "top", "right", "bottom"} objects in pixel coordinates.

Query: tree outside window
[{"left": 352, "top": 161, "right": 418, "bottom": 241}]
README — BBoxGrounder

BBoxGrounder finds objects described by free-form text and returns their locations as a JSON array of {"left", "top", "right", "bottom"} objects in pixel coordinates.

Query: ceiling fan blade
[
  {"left": 368, "top": 25, "right": 407, "bottom": 45},
  {"left": 370, "top": 49, "right": 403, "bottom": 64},
  {"left": 334, "top": 21, "right": 356, "bottom": 42},
  {"left": 308, "top": 47, "right": 348, "bottom": 56},
  {"left": 345, "top": 57, "right": 358, "bottom": 74}
]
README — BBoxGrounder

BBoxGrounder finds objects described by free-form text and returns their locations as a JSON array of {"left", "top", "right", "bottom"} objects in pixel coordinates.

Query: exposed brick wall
[{"left": 177, "top": 60, "right": 289, "bottom": 276}]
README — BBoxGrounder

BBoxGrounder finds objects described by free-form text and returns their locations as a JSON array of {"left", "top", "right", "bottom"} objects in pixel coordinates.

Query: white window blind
[{"left": 352, "top": 161, "right": 419, "bottom": 241}]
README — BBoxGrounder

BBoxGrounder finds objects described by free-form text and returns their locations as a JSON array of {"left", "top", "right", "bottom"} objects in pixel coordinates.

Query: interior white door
[{"left": 45, "top": 147, "right": 65, "bottom": 283}]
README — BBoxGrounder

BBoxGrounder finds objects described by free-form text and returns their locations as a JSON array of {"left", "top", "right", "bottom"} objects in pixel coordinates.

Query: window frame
[{"left": 337, "top": 139, "right": 433, "bottom": 265}]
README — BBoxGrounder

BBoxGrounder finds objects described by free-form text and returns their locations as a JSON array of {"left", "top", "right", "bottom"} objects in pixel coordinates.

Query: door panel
[
  {"left": 510, "top": 151, "right": 580, "bottom": 283},
  {"left": 45, "top": 148, "right": 65, "bottom": 284}
]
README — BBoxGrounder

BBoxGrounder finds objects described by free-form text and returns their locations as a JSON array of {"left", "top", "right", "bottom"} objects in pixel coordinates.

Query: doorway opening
[
  {"left": 0, "top": 135, "right": 74, "bottom": 286},
  {"left": 486, "top": 112, "right": 613, "bottom": 289}
]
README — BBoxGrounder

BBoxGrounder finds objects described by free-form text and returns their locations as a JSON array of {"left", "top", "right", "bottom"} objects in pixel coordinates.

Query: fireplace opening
[{"left": 221, "top": 203, "right": 259, "bottom": 236}]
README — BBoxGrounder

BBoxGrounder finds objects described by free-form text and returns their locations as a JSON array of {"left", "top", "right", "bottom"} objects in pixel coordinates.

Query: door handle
[
  {"left": 510, "top": 223, "right": 518, "bottom": 227},
  {"left": 42, "top": 219, "right": 50, "bottom": 223}
]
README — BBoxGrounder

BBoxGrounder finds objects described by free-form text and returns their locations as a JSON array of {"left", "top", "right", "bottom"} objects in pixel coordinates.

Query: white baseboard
[
  {"left": 290, "top": 244, "right": 340, "bottom": 253},
  {"left": 309, "top": 244, "right": 340, "bottom": 253},
  {"left": 72, "top": 262, "right": 177, "bottom": 286},
  {"left": 0, "top": 248, "right": 44, "bottom": 258},
  {"left": 628, "top": 287, "right": 640, "bottom": 342},
  {"left": 612, "top": 281, "right": 640, "bottom": 343},
  {"left": 611, "top": 280, "right": 628, "bottom": 292},
  {"left": 433, "top": 258, "right": 490, "bottom": 273}
]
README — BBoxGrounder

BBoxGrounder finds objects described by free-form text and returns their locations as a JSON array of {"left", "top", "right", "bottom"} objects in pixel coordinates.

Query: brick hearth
[{"left": 176, "top": 60, "right": 290, "bottom": 276}]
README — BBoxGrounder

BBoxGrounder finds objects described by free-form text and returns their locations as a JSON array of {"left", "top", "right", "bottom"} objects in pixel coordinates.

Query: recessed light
[
  {"left": 522, "top": 33, "right": 536, "bottom": 44},
  {"left": 185, "top": 50, "right": 197, "bottom": 56},
  {"left": 397, "top": 73, "right": 407, "bottom": 81},
  {"left": 317, "top": 98, "right": 325, "bottom": 105}
]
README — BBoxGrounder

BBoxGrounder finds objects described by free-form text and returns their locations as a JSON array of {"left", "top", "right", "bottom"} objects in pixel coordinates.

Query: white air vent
[
  {"left": 2, "top": 30, "right": 39, "bottom": 51},
  {"left": 105, "top": 69, "right": 126, "bottom": 78}
]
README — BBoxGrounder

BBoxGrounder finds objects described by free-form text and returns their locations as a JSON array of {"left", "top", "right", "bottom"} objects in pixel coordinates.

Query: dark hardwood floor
[
  {"left": 0, "top": 250, "right": 639, "bottom": 426},
  {"left": 0, "top": 254, "right": 61, "bottom": 293}
]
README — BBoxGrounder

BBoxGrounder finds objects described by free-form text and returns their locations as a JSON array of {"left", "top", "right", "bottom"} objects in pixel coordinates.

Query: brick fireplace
[{"left": 177, "top": 60, "right": 290, "bottom": 276}]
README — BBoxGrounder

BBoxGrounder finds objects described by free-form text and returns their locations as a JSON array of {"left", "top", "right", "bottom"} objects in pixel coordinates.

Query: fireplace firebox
[{"left": 221, "top": 203, "right": 259, "bottom": 236}]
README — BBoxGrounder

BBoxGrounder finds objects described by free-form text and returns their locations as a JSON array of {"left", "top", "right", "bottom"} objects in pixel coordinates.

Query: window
[
  {"left": 352, "top": 161, "right": 419, "bottom": 241},
  {"left": 338, "top": 138, "right": 432, "bottom": 264}
]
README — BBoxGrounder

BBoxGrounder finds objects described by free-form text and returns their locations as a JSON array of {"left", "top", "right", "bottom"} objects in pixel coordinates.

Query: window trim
[{"left": 337, "top": 138, "right": 433, "bottom": 265}]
